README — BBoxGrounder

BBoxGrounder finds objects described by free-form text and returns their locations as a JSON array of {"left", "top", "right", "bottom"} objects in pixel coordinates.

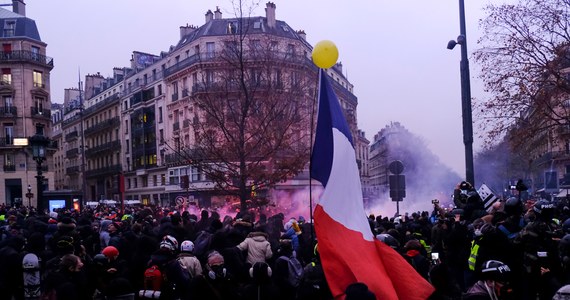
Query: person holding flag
[{"left": 310, "top": 40, "right": 434, "bottom": 300}]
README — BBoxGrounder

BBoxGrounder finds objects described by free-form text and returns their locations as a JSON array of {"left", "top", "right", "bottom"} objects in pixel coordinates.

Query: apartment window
[
  {"left": 1, "top": 68, "right": 11, "bottom": 84},
  {"left": 152, "top": 69, "right": 157, "bottom": 80},
  {"left": 4, "top": 123, "right": 13, "bottom": 144},
  {"left": 33, "top": 70, "right": 43, "bottom": 88},
  {"left": 31, "top": 46, "right": 40, "bottom": 61},
  {"left": 205, "top": 70, "right": 214, "bottom": 85},
  {"left": 206, "top": 42, "right": 215, "bottom": 58},
  {"left": 4, "top": 153, "right": 14, "bottom": 166},
  {"left": 127, "top": 178, "right": 131, "bottom": 189},
  {"left": 3, "top": 95, "right": 12, "bottom": 107},
  {"left": 161, "top": 174, "right": 166, "bottom": 185},
  {"left": 251, "top": 40, "right": 261, "bottom": 51},
  {"left": 158, "top": 107, "right": 163, "bottom": 123},
  {"left": 153, "top": 175, "right": 158, "bottom": 187},
  {"left": 286, "top": 44, "right": 295, "bottom": 56},
  {"left": 125, "top": 139, "right": 129, "bottom": 153},
  {"left": 169, "top": 168, "right": 180, "bottom": 185},
  {"left": 142, "top": 175, "right": 148, "bottom": 188},
  {"left": 124, "top": 120, "right": 128, "bottom": 134},
  {"left": 159, "top": 129, "right": 164, "bottom": 144},
  {"left": 3, "top": 20, "right": 15, "bottom": 37},
  {"left": 194, "top": 45, "right": 200, "bottom": 55},
  {"left": 157, "top": 84, "right": 162, "bottom": 95},
  {"left": 190, "top": 166, "right": 203, "bottom": 182}
]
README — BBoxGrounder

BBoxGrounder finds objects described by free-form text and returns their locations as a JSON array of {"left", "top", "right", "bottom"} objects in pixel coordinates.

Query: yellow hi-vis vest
[{"left": 468, "top": 240, "right": 480, "bottom": 271}]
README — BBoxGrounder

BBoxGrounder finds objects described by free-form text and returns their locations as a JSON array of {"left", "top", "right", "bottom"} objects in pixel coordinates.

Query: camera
[
  {"left": 431, "top": 199, "right": 439, "bottom": 204},
  {"left": 431, "top": 252, "right": 440, "bottom": 264}
]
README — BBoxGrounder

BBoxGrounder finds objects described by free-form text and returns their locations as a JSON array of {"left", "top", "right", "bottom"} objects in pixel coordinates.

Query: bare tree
[
  {"left": 168, "top": 1, "right": 315, "bottom": 210},
  {"left": 474, "top": 0, "right": 570, "bottom": 148}
]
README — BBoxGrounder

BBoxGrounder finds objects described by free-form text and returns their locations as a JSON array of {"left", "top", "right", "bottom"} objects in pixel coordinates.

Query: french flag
[{"left": 310, "top": 70, "right": 434, "bottom": 299}]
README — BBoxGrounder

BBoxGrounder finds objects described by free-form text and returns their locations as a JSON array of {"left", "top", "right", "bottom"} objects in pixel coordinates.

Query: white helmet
[{"left": 180, "top": 240, "right": 195, "bottom": 253}]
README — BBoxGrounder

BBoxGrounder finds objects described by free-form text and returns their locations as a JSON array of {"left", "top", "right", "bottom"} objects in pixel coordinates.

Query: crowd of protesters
[{"left": 0, "top": 180, "right": 569, "bottom": 299}]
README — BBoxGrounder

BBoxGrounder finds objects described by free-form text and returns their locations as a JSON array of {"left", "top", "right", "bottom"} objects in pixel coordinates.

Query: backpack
[
  {"left": 277, "top": 254, "right": 304, "bottom": 288},
  {"left": 143, "top": 265, "right": 163, "bottom": 291},
  {"left": 193, "top": 231, "right": 213, "bottom": 257}
]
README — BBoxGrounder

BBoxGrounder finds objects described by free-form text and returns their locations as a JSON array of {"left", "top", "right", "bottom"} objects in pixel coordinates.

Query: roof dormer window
[
  {"left": 227, "top": 21, "right": 237, "bottom": 34},
  {"left": 3, "top": 20, "right": 15, "bottom": 37}
]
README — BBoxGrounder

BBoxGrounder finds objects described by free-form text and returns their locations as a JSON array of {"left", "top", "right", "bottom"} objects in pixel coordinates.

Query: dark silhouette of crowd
[{"left": 0, "top": 180, "right": 569, "bottom": 300}]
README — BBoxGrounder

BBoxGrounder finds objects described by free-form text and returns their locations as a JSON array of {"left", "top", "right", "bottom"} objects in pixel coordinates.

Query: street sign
[{"left": 388, "top": 160, "right": 404, "bottom": 175}]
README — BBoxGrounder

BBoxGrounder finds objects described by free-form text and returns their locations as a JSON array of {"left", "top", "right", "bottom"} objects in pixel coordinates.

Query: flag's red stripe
[{"left": 315, "top": 204, "right": 434, "bottom": 300}]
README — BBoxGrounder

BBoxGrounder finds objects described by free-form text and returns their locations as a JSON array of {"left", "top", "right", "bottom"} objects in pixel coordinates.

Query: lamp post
[
  {"left": 447, "top": 0, "right": 475, "bottom": 186},
  {"left": 25, "top": 184, "right": 33, "bottom": 208},
  {"left": 30, "top": 132, "right": 49, "bottom": 213}
]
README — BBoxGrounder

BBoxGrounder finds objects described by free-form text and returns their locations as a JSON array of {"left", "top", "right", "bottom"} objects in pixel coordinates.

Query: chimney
[
  {"left": 180, "top": 24, "right": 197, "bottom": 39},
  {"left": 297, "top": 30, "right": 306, "bottom": 41},
  {"left": 12, "top": 0, "right": 25, "bottom": 16},
  {"left": 205, "top": 9, "right": 213, "bottom": 23},
  {"left": 214, "top": 6, "right": 222, "bottom": 19},
  {"left": 265, "top": 2, "right": 276, "bottom": 28}
]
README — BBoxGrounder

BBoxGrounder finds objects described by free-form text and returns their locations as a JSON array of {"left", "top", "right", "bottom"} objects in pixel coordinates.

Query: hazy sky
[{"left": 24, "top": 0, "right": 501, "bottom": 177}]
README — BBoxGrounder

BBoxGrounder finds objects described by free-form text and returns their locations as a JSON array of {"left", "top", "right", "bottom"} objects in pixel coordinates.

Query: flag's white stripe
[{"left": 319, "top": 128, "right": 373, "bottom": 241}]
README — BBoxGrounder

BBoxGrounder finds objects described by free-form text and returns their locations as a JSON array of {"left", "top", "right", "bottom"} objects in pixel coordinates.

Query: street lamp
[
  {"left": 447, "top": 0, "right": 475, "bottom": 186},
  {"left": 29, "top": 130, "right": 49, "bottom": 213},
  {"left": 25, "top": 184, "right": 33, "bottom": 208}
]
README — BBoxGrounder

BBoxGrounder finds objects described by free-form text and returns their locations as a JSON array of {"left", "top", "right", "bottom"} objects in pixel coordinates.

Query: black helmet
[
  {"left": 93, "top": 253, "right": 108, "bottom": 266},
  {"left": 562, "top": 218, "right": 570, "bottom": 234},
  {"left": 376, "top": 233, "right": 400, "bottom": 250},
  {"left": 480, "top": 260, "right": 511, "bottom": 283},
  {"left": 559, "top": 234, "right": 570, "bottom": 257},
  {"left": 504, "top": 197, "right": 523, "bottom": 216},
  {"left": 533, "top": 199, "right": 555, "bottom": 220}
]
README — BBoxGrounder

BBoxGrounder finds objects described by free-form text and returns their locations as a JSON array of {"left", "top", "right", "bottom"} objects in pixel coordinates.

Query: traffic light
[
  {"left": 389, "top": 174, "right": 406, "bottom": 201},
  {"left": 180, "top": 175, "right": 189, "bottom": 189}
]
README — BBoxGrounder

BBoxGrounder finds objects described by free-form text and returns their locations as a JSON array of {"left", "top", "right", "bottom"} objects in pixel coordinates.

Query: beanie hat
[{"left": 102, "top": 246, "right": 119, "bottom": 258}]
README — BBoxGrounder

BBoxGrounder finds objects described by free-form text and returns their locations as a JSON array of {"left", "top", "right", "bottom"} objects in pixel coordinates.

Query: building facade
[
  {"left": 55, "top": 2, "right": 363, "bottom": 209},
  {"left": 0, "top": 1, "right": 55, "bottom": 207}
]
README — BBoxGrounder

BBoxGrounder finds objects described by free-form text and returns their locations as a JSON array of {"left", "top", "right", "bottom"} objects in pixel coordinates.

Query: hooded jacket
[{"left": 237, "top": 232, "right": 273, "bottom": 264}]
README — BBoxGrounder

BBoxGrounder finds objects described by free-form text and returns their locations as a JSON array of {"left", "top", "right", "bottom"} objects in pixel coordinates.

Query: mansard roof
[
  {"left": 175, "top": 17, "right": 309, "bottom": 50},
  {"left": 0, "top": 7, "right": 42, "bottom": 42}
]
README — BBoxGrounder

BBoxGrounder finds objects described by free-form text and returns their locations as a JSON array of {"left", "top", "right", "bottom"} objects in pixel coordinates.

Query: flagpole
[{"left": 308, "top": 68, "right": 322, "bottom": 252}]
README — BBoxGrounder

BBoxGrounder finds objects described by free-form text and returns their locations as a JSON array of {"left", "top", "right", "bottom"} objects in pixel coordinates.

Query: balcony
[
  {"left": 165, "top": 153, "right": 191, "bottom": 165},
  {"left": 65, "top": 131, "right": 79, "bottom": 142},
  {"left": 66, "top": 165, "right": 80, "bottom": 174},
  {"left": 0, "top": 106, "right": 16, "bottom": 117},
  {"left": 84, "top": 140, "right": 121, "bottom": 157},
  {"left": 3, "top": 164, "right": 15, "bottom": 172},
  {"left": 30, "top": 107, "right": 51, "bottom": 118},
  {"left": 0, "top": 136, "right": 14, "bottom": 147},
  {"left": 66, "top": 148, "right": 79, "bottom": 158},
  {"left": 86, "top": 164, "right": 122, "bottom": 178},
  {"left": 62, "top": 114, "right": 81, "bottom": 126},
  {"left": 0, "top": 50, "right": 54, "bottom": 69},
  {"left": 84, "top": 116, "right": 120, "bottom": 137},
  {"left": 83, "top": 93, "right": 120, "bottom": 117},
  {"left": 33, "top": 82, "right": 46, "bottom": 89}
]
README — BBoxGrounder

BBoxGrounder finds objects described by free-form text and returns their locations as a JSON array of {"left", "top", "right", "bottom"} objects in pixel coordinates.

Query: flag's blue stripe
[{"left": 311, "top": 70, "right": 354, "bottom": 187}]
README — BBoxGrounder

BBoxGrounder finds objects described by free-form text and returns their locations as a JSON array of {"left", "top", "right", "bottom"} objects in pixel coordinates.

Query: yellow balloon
[{"left": 312, "top": 40, "right": 339, "bottom": 69}]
